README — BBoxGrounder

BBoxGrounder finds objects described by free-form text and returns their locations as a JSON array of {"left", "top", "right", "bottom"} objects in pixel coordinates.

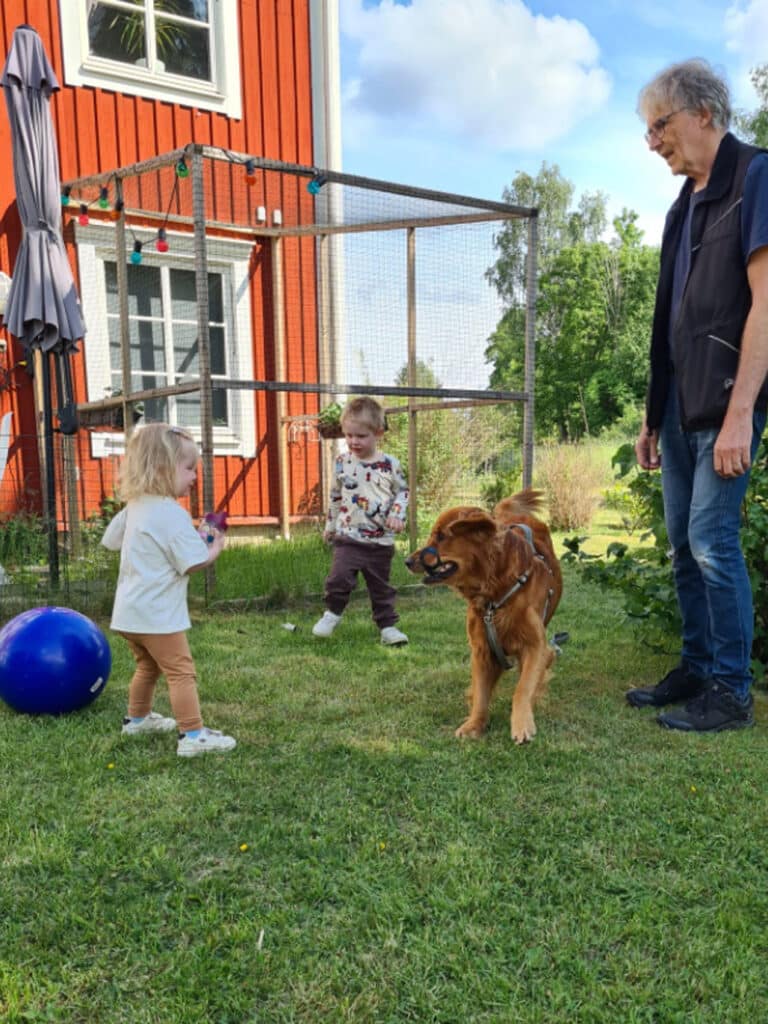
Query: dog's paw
[
  {"left": 511, "top": 715, "right": 536, "bottom": 744},
  {"left": 455, "top": 718, "right": 488, "bottom": 739}
]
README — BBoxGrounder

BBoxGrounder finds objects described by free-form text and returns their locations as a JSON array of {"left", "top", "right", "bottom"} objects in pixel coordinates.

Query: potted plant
[{"left": 317, "top": 402, "right": 344, "bottom": 439}]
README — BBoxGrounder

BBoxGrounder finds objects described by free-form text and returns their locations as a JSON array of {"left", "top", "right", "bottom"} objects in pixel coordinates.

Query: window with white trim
[
  {"left": 76, "top": 223, "right": 256, "bottom": 457},
  {"left": 60, "top": 1, "right": 242, "bottom": 120}
]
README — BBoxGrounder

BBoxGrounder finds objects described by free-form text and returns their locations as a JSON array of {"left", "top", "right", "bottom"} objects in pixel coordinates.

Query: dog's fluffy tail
[{"left": 493, "top": 488, "right": 545, "bottom": 522}]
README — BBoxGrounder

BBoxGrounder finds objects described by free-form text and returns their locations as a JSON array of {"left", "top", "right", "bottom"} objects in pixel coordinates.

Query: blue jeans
[{"left": 660, "top": 388, "right": 766, "bottom": 699}]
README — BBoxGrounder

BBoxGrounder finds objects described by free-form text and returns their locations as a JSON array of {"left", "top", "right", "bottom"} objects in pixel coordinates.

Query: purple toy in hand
[{"left": 200, "top": 510, "right": 228, "bottom": 543}]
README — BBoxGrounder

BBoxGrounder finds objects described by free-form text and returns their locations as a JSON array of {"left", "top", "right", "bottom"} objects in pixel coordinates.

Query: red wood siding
[{"left": 0, "top": 0, "right": 321, "bottom": 526}]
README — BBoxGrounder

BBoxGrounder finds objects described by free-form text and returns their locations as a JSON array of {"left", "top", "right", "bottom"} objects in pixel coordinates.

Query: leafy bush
[{"left": 566, "top": 439, "right": 768, "bottom": 673}]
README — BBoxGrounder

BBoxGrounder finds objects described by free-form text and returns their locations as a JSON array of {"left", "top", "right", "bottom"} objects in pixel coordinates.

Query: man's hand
[
  {"left": 635, "top": 419, "right": 661, "bottom": 471},
  {"left": 714, "top": 409, "right": 753, "bottom": 477}
]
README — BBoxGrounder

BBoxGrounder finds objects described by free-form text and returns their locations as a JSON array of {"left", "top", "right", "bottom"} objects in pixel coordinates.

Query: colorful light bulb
[
  {"left": 78, "top": 203, "right": 89, "bottom": 226},
  {"left": 130, "top": 240, "right": 143, "bottom": 265},
  {"left": 175, "top": 158, "right": 189, "bottom": 179},
  {"left": 155, "top": 228, "right": 169, "bottom": 253},
  {"left": 98, "top": 187, "right": 109, "bottom": 209}
]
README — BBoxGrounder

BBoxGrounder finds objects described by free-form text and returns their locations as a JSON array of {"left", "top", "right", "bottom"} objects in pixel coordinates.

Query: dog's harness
[{"left": 484, "top": 524, "right": 555, "bottom": 671}]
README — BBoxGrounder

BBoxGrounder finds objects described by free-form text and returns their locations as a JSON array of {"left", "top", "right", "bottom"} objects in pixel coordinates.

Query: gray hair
[{"left": 638, "top": 58, "right": 731, "bottom": 131}]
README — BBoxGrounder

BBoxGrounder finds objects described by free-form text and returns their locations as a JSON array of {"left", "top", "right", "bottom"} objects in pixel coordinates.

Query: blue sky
[{"left": 338, "top": 0, "right": 768, "bottom": 245}]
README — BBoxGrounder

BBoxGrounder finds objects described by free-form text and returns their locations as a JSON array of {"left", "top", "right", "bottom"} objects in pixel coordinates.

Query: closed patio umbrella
[{"left": 2, "top": 24, "right": 85, "bottom": 585}]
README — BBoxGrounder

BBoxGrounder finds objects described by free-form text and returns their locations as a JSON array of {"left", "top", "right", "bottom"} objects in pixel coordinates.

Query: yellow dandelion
[
  {"left": 379, "top": 841, "right": 386, "bottom": 851},
  {"left": 239, "top": 843, "right": 249, "bottom": 852},
  {"left": 107, "top": 763, "right": 115, "bottom": 770},
  {"left": 690, "top": 785, "right": 697, "bottom": 793}
]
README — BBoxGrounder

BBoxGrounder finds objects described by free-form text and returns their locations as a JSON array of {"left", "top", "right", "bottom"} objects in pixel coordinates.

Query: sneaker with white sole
[
  {"left": 312, "top": 610, "right": 341, "bottom": 638},
  {"left": 177, "top": 727, "right": 237, "bottom": 758},
  {"left": 381, "top": 626, "right": 408, "bottom": 646},
  {"left": 122, "top": 711, "right": 177, "bottom": 736}
]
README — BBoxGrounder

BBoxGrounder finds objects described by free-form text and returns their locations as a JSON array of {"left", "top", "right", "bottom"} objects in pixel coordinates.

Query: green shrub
[{"left": 566, "top": 438, "right": 768, "bottom": 674}]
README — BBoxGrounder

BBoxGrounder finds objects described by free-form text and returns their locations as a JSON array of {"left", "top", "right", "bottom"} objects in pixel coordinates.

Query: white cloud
[
  {"left": 724, "top": 0, "right": 768, "bottom": 62},
  {"left": 340, "top": 0, "right": 612, "bottom": 150}
]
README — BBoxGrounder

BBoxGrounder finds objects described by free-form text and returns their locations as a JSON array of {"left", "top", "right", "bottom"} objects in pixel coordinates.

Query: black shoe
[
  {"left": 657, "top": 681, "right": 754, "bottom": 732},
  {"left": 626, "top": 664, "right": 705, "bottom": 708}
]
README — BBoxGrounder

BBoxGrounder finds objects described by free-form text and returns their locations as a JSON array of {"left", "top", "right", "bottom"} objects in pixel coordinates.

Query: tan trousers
[{"left": 118, "top": 630, "right": 203, "bottom": 733}]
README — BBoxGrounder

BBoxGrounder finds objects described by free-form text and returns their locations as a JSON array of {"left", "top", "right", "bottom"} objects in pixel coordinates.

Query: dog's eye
[{"left": 435, "top": 531, "right": 445, "bottom": 543}]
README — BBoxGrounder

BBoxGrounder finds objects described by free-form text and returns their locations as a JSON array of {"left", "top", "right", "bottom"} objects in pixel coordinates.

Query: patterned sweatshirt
[{"left": 325, "top": 451, "right": 409, "bottom": 546}]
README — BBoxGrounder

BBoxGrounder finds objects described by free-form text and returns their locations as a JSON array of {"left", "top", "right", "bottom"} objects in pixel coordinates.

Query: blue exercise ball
[{"left": 0, "top": 606, "right": 111, "bottom": 715}]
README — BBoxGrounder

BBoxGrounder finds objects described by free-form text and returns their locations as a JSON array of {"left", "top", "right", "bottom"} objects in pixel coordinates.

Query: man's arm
[{"left": 714, "top": 245, "right": 768, "bottom": 477}]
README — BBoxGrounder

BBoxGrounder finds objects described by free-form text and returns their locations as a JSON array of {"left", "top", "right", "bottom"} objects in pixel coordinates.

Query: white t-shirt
[{"left": 101, "top": 495, "right": 209, "bottom": 634}]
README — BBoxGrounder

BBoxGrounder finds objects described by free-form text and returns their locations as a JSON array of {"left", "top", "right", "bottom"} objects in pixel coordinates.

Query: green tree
[
  {"left": 735, "top": 64, "right": 768, "bottom": 146},
  {"left": 486, "top": 170, "right": 658, "bottom": 440}
]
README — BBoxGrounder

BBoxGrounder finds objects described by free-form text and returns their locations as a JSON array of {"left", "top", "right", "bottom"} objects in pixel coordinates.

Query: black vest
[{"left": 646, "top": 132, "right": 768, "bottom": 431}]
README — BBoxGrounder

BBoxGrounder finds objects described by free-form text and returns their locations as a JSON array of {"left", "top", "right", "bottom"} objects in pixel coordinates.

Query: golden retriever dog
[{"left": 406, "top": 489, "right": 562, "bottom": 744}]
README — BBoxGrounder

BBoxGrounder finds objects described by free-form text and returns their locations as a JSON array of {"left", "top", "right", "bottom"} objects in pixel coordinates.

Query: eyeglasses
[{"left": 644, "top": 108, "right": 688, "bottom": 144}]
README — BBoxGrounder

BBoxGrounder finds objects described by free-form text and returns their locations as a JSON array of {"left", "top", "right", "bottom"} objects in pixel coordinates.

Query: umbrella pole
[{"left": 41, "top": 351, "right": 60, "bottom": 588}]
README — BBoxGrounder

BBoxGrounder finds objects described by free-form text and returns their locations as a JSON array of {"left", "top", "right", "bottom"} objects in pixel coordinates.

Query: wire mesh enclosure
[{"left": 0, "top": 145, "right": 538, "bottom": 616}]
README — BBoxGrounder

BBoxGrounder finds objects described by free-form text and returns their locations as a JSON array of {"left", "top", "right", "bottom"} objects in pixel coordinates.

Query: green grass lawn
[{"left": 2, "top": 567, "right": 768, "bottom": 1023}]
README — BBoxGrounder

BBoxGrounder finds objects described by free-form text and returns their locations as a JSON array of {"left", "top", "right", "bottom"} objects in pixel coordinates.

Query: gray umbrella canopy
[{"left": 1, "top": 24, "right": 84, "bottom": 352}]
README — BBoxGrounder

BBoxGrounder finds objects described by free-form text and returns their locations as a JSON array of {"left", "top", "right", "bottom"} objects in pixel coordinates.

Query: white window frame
[
  {"left": 60, "top": 0, "right": 242, "bottom": 121},
  {"left": 75, "top": 221, "right": 256, "bottom": 458}
]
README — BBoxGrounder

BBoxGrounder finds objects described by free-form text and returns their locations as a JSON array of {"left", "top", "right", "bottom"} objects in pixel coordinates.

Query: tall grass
[{"left": 534, "top": 441, "right": 611, "bottom": 530}]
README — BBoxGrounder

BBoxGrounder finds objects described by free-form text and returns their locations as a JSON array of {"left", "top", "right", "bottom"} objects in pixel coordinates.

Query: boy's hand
[
  {"left": 385, "top": 516, "right": 405, "bottom": 533},
  {"left": 323, "top": 529, "right": 335, "bottom": 545}
]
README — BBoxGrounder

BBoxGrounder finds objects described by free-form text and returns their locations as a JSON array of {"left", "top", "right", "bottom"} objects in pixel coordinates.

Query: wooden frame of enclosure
[{"left": 67, "top": 143, "right": 538, "bottom": 548}]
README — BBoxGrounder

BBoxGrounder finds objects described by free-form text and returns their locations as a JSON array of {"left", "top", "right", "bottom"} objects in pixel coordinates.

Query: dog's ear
[{"left": 448, "top": 509, "right": 497, "bottom": 538}]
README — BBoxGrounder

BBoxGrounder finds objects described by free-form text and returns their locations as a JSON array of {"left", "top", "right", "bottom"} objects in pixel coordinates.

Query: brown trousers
[
  {"left": 118, "top": 630, "right": 203, "bottom": 733},
  {"left": 324, "top": 538, "right": 398, "bottom": 628}
]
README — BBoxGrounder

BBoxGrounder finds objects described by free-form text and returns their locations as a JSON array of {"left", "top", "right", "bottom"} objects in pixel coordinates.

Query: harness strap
[{"left": 482, "top": 523, "right": 556, "bottom": 671}]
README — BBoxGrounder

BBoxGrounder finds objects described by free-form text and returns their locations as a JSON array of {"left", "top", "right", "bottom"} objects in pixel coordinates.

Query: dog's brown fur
[{"left": 406, "top": 489, "right": 563, "bottom": 743}]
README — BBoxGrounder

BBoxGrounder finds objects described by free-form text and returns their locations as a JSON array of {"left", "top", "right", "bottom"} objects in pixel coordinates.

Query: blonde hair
[
  {"left": 340, "top": 396, "right": 385, "bottom": 433},
  {"left": 118, "top": 424, "right": 197, "bottom": 501}
]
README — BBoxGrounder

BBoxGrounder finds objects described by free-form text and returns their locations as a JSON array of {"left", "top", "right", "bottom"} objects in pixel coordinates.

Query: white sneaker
[
  {"left": 312, "top": 610, "right": 341, "bottom": 638},
  {"left": 122, "top": 711, "right": 177, "bottom": 735},
  {"left": 177, "top": 727, "right": 237, "bottom": 758},
  {"left": 381, "top": 626, "right": 409, "bottom": 646}
]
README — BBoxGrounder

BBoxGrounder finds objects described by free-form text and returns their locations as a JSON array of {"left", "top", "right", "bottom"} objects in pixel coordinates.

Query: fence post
[
  {"left": 406, "top": 227, "right": 418, "bottom": 545},
  {"left": 523, "top": 213, "right": 538, "bottom": 488},
  {"left": 191, "top": 148, "right": 216, "bottom": 591}
]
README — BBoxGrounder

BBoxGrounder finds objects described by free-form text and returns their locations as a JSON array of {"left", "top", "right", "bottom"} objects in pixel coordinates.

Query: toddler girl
[{"left": 101, "top": 424, "right": 236, "bottom": 757}]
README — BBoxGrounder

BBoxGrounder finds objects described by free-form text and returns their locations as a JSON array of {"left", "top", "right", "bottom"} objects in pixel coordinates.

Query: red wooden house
[{"left": 0, "top": 0, "right": 340, "bottom": 532}]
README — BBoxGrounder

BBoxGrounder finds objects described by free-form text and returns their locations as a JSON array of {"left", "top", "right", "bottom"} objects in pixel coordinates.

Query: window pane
[
  {"left": 106, "top": 263, "right": 163, "bottom": 318},
  {"left": 108, "top": 319, "right": 166, "bottom": 373},
  {"left": 158, "top": 20, "right": 210, "bottom": 80},
  {"left": 88, "top": 1, "right": 146, "bottom": 65},
  {"left": 210, "top": 325, "right": 226, "bottom": 376},
  {"left": 169, "top": 269, "right": 196, "bottom": 321},
  {"left": 176, "top": 390, "right": 227, "bottom": 427},
  {"left": 156, "top": 0, "right": 208, "bottom": 21},
  {"left": 208, "top": 274, "right": 223, "bottom": 323},
  {"left": 173, "top": 323, "right": 199, "bottom": 377}
]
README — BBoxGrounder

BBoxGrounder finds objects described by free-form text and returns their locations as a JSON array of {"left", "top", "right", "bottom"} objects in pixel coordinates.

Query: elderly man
[{"left": 626, "top": 59, "right": 768, "bottom": 731}]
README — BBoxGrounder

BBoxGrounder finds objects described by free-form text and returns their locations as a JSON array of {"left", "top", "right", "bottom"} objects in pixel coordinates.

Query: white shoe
[
  {"left": 177, "top": 727, "right": 237, "bottom": 758},
  {"left": 312, "top": 610, "right": 341, "bottom": 638},
  {"left": 122, "top": 711, "right": 177, "bottom": 735},
  {"left": 381, "top": 626, "right": 408, "bottom": 646}
]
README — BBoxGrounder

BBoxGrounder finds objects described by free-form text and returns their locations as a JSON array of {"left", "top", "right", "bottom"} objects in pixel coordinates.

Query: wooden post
[
  {"left": 192, "top": 149, "right": 216, "bottom": 590},
  {"left": 272, "top": 235, "right": 291, "bottom": 539},
  {"left": 317, "top": 233, "right": 333, "bottom": 514},
  {"left": 406, "top": 227, "right": 417, "bottom": 543},
  {"left": 523, "top": 214, "right": 538, "bottom": 488}
]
